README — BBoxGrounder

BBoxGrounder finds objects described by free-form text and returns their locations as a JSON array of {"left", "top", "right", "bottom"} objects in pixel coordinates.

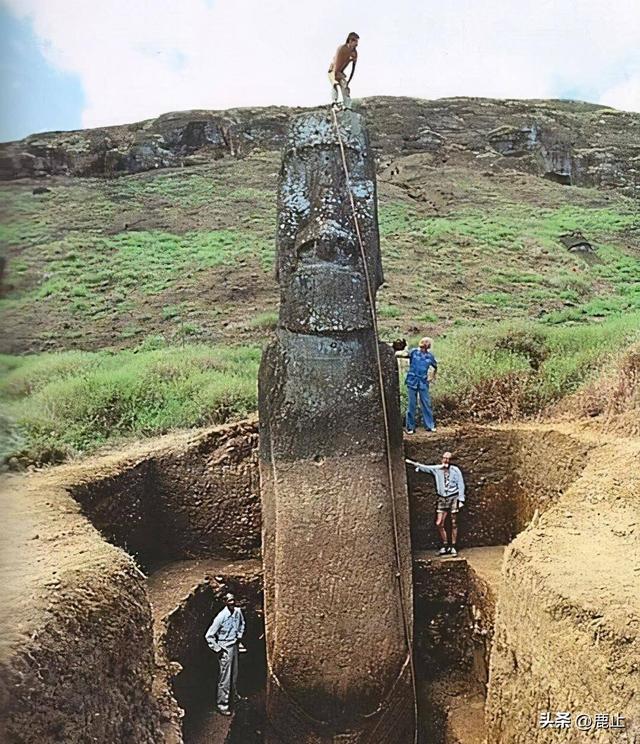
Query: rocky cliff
[{"left": 2, "top": 97, "right": 640, "bottom": 197}]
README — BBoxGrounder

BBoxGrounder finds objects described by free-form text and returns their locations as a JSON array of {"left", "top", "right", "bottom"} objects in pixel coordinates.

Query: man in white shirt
[
  {"left": 205, "top": 593, "right": 246, "bottom": 715},
  {"left": 406, "top": 452, "right": 466, "bottom": 556}
]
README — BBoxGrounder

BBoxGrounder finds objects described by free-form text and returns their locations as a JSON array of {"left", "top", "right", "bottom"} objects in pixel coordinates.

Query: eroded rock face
[
  {"left": 2, "top": 98, "right": 639, "bottom": 197},
  {"left": 258, "top": 110, "right": 416, "bottom": 743}
]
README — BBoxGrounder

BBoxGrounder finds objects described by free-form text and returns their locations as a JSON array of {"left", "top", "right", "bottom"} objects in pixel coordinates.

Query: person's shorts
[{"left": 437, "top": 494, "right": 459, "bottom": 513}]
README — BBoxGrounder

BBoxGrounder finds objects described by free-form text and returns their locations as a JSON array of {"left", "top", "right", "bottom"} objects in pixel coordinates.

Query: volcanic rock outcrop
[
  {"left": 3, "top": 99, "right": 640, "bottom": 197},
  {"left": 258, "top": 110, "right": 416, "bottom": 743}
]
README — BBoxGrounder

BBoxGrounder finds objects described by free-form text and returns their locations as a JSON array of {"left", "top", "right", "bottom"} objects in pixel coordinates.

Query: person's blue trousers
[{"left": 406, "top": 384, "right": 435, "bottom": 431}]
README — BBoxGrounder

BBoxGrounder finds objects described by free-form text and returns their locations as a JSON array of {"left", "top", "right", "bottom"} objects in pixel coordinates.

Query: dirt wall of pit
[
  {"left": 486, "top": 431, "right": 640, "bottom": 743},
  {"left": 68, "top": 422, "right": 591, "bottom": 568},
  {"left": 0, "top": 474, "right": 163, "bottom": 744},
  {"left": 5, "top": 417, "right": 636, "bottom": 744},
  {"left": 0, "top": 418, "right": 263, "bottom": 744},
  {"left": 147, "top": 558, "right": 264, "bottom": 741},
  {"left": 414, "top": 547, "right": 502, "bottom": 681},
  {"left": 70, "top": 420, "right": 260, "bottom": 568}
]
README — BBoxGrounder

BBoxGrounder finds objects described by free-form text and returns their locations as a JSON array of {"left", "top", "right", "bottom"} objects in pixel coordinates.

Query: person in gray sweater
[
  {"left": 205, "top": 593, "right": 246, "bottom": 715},
  {"left": 406, "top": 452, "right": 466, "bottom": 556}
]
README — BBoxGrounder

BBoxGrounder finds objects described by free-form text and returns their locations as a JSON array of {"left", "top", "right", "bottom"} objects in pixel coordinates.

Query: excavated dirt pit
[
  {"left": 146, "top": 559, "right": 264, "bottom": 743},
  {"left": 414, "top": 548, "right": 503, "bottom": 744},
  {"left": 6, "top": 419, "right": 621, "bottom": 744},
  {"left": 137, "top": 547, "right": 504, "bottom": 744}
]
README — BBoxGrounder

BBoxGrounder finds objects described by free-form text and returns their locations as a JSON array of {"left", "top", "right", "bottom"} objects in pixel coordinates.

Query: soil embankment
[
  {"left": 0, "top": 475, "right": 161, "bottom": 743},
  {"left": 405, "top": 426, "right": 590, "bottom": 549},
  {"left": 486, "top": 427, "right": 640, "bottom": 743},
  {"left": 0, "top": 420, "right": 260, "bottom": 743},
  {"left": 1, "top": 419, "right": 637, "bottom": 742}
]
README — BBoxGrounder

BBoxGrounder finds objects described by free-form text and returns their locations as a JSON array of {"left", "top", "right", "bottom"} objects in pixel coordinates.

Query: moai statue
[
  {"left": 259, "top": 111, "right": 415, "bottom": 744},
  {"left": 258, "top": 110, "right": 416, "bottom": 743}
]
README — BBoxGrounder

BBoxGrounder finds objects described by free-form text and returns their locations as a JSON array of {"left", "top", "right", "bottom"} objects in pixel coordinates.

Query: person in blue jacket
[{"left": 396, "top": 336, "right": 437, "bottom": 433}]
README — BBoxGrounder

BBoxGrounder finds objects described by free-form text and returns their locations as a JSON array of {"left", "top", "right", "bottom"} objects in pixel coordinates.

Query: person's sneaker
[
  {"left": 217, "top": 706, "right": 231, "bottom": 716},
  {"left": 449, "top": 546, "right": 458, "bottom": 557},
  {"left": 438, "top": 546, "right": 449, "bottom": 556},
  {"left": 406, "top": 429, "right": 415, "bottom": 435}
]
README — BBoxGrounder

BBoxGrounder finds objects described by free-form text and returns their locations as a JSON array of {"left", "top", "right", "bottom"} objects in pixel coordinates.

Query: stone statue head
[{"left": 276, "top": 110, "right": 382, "bottom": 333}]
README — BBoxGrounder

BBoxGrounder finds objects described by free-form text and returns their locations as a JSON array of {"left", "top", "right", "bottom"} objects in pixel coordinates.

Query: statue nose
[{"left": 294, "top": 220, "right": 356, "bottom": 262}]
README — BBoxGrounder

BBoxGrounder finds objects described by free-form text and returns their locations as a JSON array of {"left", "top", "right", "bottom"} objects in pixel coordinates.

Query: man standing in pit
[
  {"left": 396, "top": 336, "right": 438, "bottom": 433},
  {"left": 328, "top": 32, "right": 359, "bottom": 109},
  {"left": 205, "top": 592, "right": 246, "bottom": 716},
  {"left": 406, "top": 452, "right": 466, "bottom": 556}
]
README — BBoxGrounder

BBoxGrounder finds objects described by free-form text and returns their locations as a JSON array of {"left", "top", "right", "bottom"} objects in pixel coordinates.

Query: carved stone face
[{"left": 276, "top": 111, "right": 382, "bottom": 333}]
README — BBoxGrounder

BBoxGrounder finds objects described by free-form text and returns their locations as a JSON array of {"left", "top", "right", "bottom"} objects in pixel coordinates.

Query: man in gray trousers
[{"left": 205, "top": 593, "right": 246, "bottom": 715}]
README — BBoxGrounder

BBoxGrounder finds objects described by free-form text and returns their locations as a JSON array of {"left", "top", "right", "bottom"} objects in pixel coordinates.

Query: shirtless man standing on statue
[{"left": 328, "top": 32, "right": 359, "bottom": 110}]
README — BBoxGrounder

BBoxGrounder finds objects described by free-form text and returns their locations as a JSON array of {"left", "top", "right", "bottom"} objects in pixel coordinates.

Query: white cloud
[
  {"left": 4, "top": 0, "right": 640, "bottom": 130},
  {"left": 600, "top": 67, "right": 640, "bottom": 112}
]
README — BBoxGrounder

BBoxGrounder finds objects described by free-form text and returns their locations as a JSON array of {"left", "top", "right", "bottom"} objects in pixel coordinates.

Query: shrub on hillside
[{"left": 548, "top": 344, "right": 640, "bottom": 435}]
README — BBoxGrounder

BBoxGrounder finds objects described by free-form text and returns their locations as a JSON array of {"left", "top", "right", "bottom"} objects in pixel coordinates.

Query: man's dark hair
[{"left": 346, "top": 32, "right": 359, "bottom": 42}]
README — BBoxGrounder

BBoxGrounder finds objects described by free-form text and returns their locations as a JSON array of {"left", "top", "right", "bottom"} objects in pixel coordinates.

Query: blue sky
[
  {"left": 0, "top": 7, "right": 83, "bottom": 141},
  {"left": 1, "top": 0, "right": 639, "bottom": 142}
]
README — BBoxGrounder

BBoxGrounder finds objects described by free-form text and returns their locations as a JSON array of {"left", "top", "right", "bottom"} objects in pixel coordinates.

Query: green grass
[
  {"left": 473, "top": 291, "right": 517, "bottom": 308},
  {"left": 0, "top": 157, "right": 279, "bottom": 332},
  {"left": 412, "top": 205, "right": 637, "bottom": 250},
  {"left": 1, "top": 149, "right": 638, "bottom": 462},
  {"left": 404, "top": 312, "right": 640, "bottom": 419},
  {"left": 417, "top": 311, "right": 438, "bottom": 323},
  {"left": 162, "top": 304, "right": 183, "bottom": 320},
  {"left": 2, "top": 159, "right": 637, "bottom": 352},
  {"left": 378, "top": 200, "right": 637, "bottom": 255},
  {"left": 106, "top": 172, "right": 217, "bottom": 208},
  {"left": 249, "top": 311, "right": 278, "bottom": 330},
  {"left": 378, "top": 303, "right": 402, "bottom": 318},
  {"left": 0, "top": 344, "right": 260, "bottom": 466},
  {"left": 2, "top": 312, "right": 638, "bottom": 467},
  {"left": 0, "top": 228, "right": 272, "bottom": 314},
  {"left": 378, "top": 203, "right": 417, "bottom": 236},
  {"left": 376, "top": 199, "right": 639, "bottom": 322}
]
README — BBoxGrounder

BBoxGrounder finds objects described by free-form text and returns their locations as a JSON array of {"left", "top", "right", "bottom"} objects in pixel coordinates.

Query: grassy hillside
[
  {"left": 1, "top": 99, "right": 639, "bottom": 466},
  {"left": 1, "top": 149, "right": 638, "bottom": 353},
  {"left": 2, "top": 312, "right": 638, "bottom": 467}
]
